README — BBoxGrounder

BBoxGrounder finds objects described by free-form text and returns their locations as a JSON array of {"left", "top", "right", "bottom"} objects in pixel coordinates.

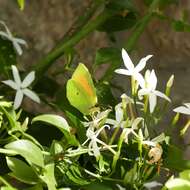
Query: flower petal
[
  {"left": 13, "top": 40, "right": 23, "bottom": 55},
  {"left": 132, "top": 117, "right": 143, "bottom": 129},
  {"left": 149, "top": 70, "right": 157, "bottom": 90},
  {"left": 21, "top": 71, "right": 35, "bottom": 88},
  {"left": 0, "top": 21, "right": 12, "bottom": 37},
  {"left": 122, "top": 48, "right": 134, "bottom": 71},
  {"left": 115, "top": 103, "right": 123, "bottom": 123},
  {"left": 14, "top": 37, "right": 27, "bottom": 46},
  {"left": 11, "top": 65, "right": 21, "bottom": 86},
  {"left": 138, "top": 88, "right": 149, "bottom": 99},
  {"left": 115, "top": 69, "right": 131, "bottom": 75},
  {"left": 149, "top": 93, "right": 157, "bottom": 113},
  {"left": 135, "top": 55, "right": 153, "bottom": 72},
  {"left": 14, "top": 90, "right": 23, "bottom": 109},
  {"left": 154, "top": 90, "right": 171, "bottom": 102},
  {"left": 134, "top": 73, "right": 145, "bottom": 88},
  {"left": 2, "top": 80, "right": 18, "bottom": 90},
  {"left": 173, "top": 106, "right": 190, "bottom": 115},
  {"left": 22, "top": 88, "right": 40, "bottom": 103}
]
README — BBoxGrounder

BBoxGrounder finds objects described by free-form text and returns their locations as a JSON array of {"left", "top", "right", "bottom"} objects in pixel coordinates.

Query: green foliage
[{"left": 2, "top": 1, "right": 190, "bottom": 190}]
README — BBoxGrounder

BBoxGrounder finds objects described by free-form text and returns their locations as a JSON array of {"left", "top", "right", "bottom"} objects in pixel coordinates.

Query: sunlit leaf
[{"left": 5, "top": 139, "right": 44, "bottom": 167}]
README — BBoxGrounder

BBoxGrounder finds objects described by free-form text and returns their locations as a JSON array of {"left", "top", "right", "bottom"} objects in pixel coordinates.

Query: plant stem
[
  {"left": 125, "top": 0, "right": 160, "bottom": 52},
  {"left": 33, "top": 7, "right": 114, "bottom": 81}
]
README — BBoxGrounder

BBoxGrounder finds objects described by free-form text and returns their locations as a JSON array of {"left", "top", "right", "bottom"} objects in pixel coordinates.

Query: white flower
[
  {"left": 82, "top": 126, "right": 116, "bottom": 159},
  {"left": 173, "top": 103, "right": 190, "bottom": 115},
  {"left": 106, "top": 103, "right": 125, "bottom": 128},
  {"left": 2, "top": 65, "right": 40, "bottom": 109},
  {"left": 115, "top": 48, "right": 153, "bottom": 87},
  {"left": 138, "top": 70, "right": 171, "bottom": 113},
  {"left": 122, "top": 117, "right": 144, "bottom": 144},
  {"left": 144, "top": 181, "right": 162, "bottom": 190},
  {"left": 0, "top": 21, "right": 27, "bottom": 55}
]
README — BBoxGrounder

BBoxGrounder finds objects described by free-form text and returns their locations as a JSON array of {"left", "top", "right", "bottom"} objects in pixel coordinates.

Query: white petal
[
  {"left": 138, "top": 88, "right": 149, "bottom": 99},
  {"left": 149, "top": 70, "right": 157, "bottom": 90},
  {"left": 23, "top": 88, "right": 40, "bottom": 103},
  {"left": 2, "top": 80, "right": 18, "bottom": 90},
  {"left": 0, "top": 31, "right": 9, "bottom": 39},
  {"left": 184, "top": 103, "right": 190, "bottom": 109},
  {"left": 11, "top": 65, "right": 21, "bottom": 86},
  {"left": 0, "top": 21, "right": 12, "bottom": 37},
  {"left": 154, "top": 90, "right": 171, "bottom": 102},
  {"left": 106, "top": 119, "right": 117, "bottom": 126},
  {"left": 115, "top": 103, "right": 123, "bottom": 123},
  {"left": 122, "top": 48, "right": 134, "bottom": 71},
  {"left": 173, "top": 106, "right": 190, "bottom": 115},
  {"left": 14, "top": 38, "right": 27, "bottom": 46},
  {"left": 14, "top": 90, "right": 23, "bottom": 109},
  {"left": 144, "top": 181, "right": 162, "bottom": 189},
  {"left": 132, "top": 117, "right": 143, "bottom": 129},
  {"left": 135, "top": 55, "right": 153, "bottom": 72},
  {"left": 134, "top": 73, "right": 145, "bottom": 88},
  {"left": 115, "top": 69, "right": 131, "bottom": 75},
  {"left": 21, "top": 71, "right": 35, "bottom": 88},
  {"left": 149, "top": 93, "right": 157, "bottom": 113},
  {"left": 13, "top": 40, "right": 23, "bottom": 55}
]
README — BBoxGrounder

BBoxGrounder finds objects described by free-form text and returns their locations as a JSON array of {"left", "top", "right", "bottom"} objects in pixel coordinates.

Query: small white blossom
[
  {"left": 106, "top": 103, "right": 125, "bottom": 128},
  {"left": 0, "top": 21, "right": 27, "bottom": 55},
  {"left": 2, "top": 65, "right": 40, "bottom": 109},
  {"left": 138, "top": 70, "right": 170, "bottom": 113},
  {"left": 144, "top": 181, "right": 162, "bottom": 190},
  {"left": 115, "top": 48, "right": 153, "bottom": 87},
  {"left": 82, "top": 126, "right": 116, "bottom": 159},
  {"left": 123, "top": 117, "right": 144, "bottom": 144},
  {"left": 173, "top": 103, "right": 190, "bottom": 115}
]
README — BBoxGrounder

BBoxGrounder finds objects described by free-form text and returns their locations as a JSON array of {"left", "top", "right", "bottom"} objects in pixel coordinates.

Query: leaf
[
  {"left": 66, "top": 63, "right": 97, "bottom": 115},
  {"left": 98, "top": 12, "right": 137, "bottom": 32},
  {"left": 164, "top": 145, "right": 190, "bottom": 171},
  {"left": 32, "top": 114, "right": 78, "bottom": 146},
  {"left": 6, "top": 157, "right": 39, "bottom": 184},
  {"left": 5, "top": 139, "right": 44, "bottom": 167},
  {"left": 41, "top": 163, "right": 57, "bottom": 190},
  {"left": 94, "top": 47, "right": 121, "bottom": 66},
  {"left": 17, "top": 0, "right": 25, "bottom": 10},
  {"left": 165, "top": 178, "right": 190, "bottom": 190},
  {"left": 0, "top": 37, "right": 16, "bottom": 77},
  {"left": 180, "top": 170, "right": 190, "bottom": 181},
  {"left": 32, "top": 114, "right": 70, "bottom": 134}
]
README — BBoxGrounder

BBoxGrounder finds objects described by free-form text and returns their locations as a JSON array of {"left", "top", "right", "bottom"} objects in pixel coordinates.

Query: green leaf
[
  {"left": 6, "top": 157, "right": 39, "bottom": 184},
  {"left": 94, "top": 47, "right": 121, "bottom": 66},
  {"left": 180, "top": 170, "right": 190, "bottom": 181},
  {"left": 98, "top": 12, "right": 137, "bottom": 32},
  {"left": 32, "top": 114, "right": 70, "bottom": 134},
  {"left": 17, "top": 0, "right": 25, "bottom": 10},
  {"left": 165, "top": 178, "right": 190, "bottom": 190},
  {"left": 164, "top": 145, "right": 190, "bottom": 171},
  {"left": 5, "top": 139, "right": 44, "bottom": 167},
  {"left": 66, "top": 63, "right": 97, "bottom": 115},
  {"left": 32, "top": 114, "right": 78, "bottom": 146},
  {"left": 0, "top": 37, "right": 16, "bottom": 77},
  {"left": 24, "top": 184, "right": 44, "bottom": 190},
  {"left": 41, "top": 163, "right": 57, "bottom": 190}
]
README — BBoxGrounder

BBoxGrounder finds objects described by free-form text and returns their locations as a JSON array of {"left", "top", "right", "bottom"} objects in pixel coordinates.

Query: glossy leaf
[
  {"left": 5, "top": 139, "right": 44, "bottom": 167},
  {"left": 6, "top": 157, "right": 39, "bottom": 184},
  {"left": 66, "top": 63, "right": 97, "bottom": 115},
  {"left": 32, "top": 114, "right": 78, "bottom": 146}
]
